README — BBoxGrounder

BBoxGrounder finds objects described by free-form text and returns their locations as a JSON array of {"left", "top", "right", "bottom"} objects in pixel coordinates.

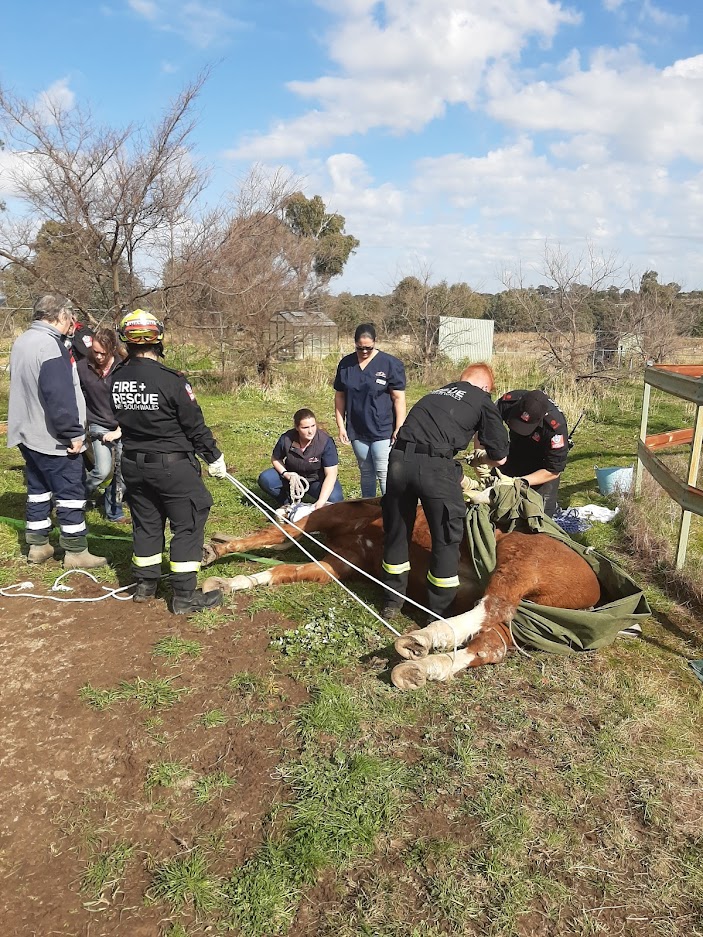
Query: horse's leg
[
  {"left": 202, "top": 553, "right": 356, "bottom": 594},
  {"left": 391, "top": 623, "right": 512, "bottom": 690},
  {"left": 202, "top": 501, "right": 383, "bottom": 566},
  {"left": 394, "top": 595, "right": 500, "bottom": 659},
  {"left": 202, "top": 523, "right": 308, "bottom": 566}
]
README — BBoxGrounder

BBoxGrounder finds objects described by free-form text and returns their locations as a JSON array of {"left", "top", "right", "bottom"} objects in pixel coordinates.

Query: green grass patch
[
  {"left": 226, "top": 750, "right": 407, "bottom": 936},
  {"left": 81, "top": 840, "right": 135, "bottom": 900},
  {"left": 152, "top": 635, "right": 203, "bottom": 662},
  {"left": 148, "top": 848, "right": 225, "bottom": 914},
  {"left": 193, "top": 771, "right": 236, "bottom": 804},
  {"left": 198, "top": 708, "right": 229, "bottom": 728},
  {"left": 145, "top": 760, "right": 192, "bottom": 793},
  {"left": 80, "top": 676, "right": 190, "bottom": 711}
]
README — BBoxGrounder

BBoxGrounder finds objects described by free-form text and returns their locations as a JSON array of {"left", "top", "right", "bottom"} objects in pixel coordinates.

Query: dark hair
[
  {"left": 354, "top": 322, "right": 376, "bottom": 343},
  {"left": 293, "top": 408, "right": 316, "bottom": 426}
]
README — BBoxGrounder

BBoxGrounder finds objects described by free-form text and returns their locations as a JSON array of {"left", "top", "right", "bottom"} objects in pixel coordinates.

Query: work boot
[
  {"left": 63, "top": 549, "right": 108, "bottom": 570},
  {"left": 171, "top": 588, "right": 223, "bottom": 615},
  {"left": 27, "top": 543, "right": 55, "bottom": 564},
  {"left": 382, "top": 604, "right": 404, "bottom": 622},
  {"left": 133, "top": 580, "right": 158, "bottom": 603}
]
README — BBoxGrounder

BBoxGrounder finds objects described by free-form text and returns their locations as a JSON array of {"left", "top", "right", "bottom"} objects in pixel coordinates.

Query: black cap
[
  {"left": 507, "top": 390, "right": 548, "bottom": 436},
  {"left": 71, "top": 323, "right": 95, "bottom": 358}
]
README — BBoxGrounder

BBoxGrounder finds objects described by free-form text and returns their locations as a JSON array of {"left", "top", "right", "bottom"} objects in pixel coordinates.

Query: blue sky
[{"left": 2, "top": 0, "right": 703, "bottom": 295}]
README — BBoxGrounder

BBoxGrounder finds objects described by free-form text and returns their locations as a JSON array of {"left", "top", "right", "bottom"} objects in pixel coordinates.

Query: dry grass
[{"left": 619, "top": 468, "right": 703, "bottom": 612}]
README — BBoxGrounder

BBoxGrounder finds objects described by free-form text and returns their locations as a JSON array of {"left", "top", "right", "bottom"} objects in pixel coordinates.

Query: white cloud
[
  {"left": 0, "top": 149, "right": 29, "bottom": 200},
  {"left": 640, "top": 1, "right": 687, "bottom": 31},
  {"left": 36, "top": 78, "right": 75, "bottom": 122},
  {"left": 126, "top": 0, "right": 244, "bottom": 48},
  {"left": 231, "top": 0, "right": 580, "bottom": 159},
  {"left": 303, "top": 144, "right": 703, "bottom": 294},
  {"left": 486, "top": 48, "right": 703, "bottom": 163},
  {"left": 128, "top": 0, "right": 158, "bottom": 19},
  {"left": 602, "top": 0, "right": 625, "bottom": 10}
]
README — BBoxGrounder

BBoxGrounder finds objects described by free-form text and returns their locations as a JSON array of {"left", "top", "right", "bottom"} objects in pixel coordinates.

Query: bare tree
[
  {"left": 0, "top": 74, "right": 210, "bottom": 319},
  {"left": 387, "top": 269, "right": 484, "bottom": 380},
  {"left": 614, "top": 271, "right": 696, "bottom": 364},
  {"left": 165, "top": 167, "right": 323, "bottom": 385},
  {"left": 502, "top": 242, "right": 622, "bottom": 373}
]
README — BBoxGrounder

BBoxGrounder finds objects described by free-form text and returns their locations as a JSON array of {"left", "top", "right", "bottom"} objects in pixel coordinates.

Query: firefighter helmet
[{"left": 117, "top": 309, "right": 164, "bottom": 345}]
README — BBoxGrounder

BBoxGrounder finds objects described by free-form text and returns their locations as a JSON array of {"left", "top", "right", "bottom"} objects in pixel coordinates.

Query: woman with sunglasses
[{"left": 334, "top": 323, "right": 406, "bottom": 497}]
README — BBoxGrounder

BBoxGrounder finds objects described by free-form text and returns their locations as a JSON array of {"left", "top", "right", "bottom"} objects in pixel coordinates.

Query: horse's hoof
[
  {"left": 201, "top": 575, "right": 251, "bottom": 594},
  {"left": 202, "top": 543, "right": 219, "bottom": 567},
  {"left": 391, "top": 654, "right": 454, "bottom": 690},
  {"left": 394, "top": 631, "right": 432, "bottom": 660},
  {"left": 391, "top": 661, "right": 428, "bottom": 690}
]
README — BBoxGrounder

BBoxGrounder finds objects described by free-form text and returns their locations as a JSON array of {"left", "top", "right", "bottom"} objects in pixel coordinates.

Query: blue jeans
[
  {"left": 351, "top": 438, "right": 392, "bottom": 497},
  {"left": 258, "top": 468, "right": 344, "bottom": 506},
  {"left": 86, "top": 423, "right": 125, "bottom": 521}
]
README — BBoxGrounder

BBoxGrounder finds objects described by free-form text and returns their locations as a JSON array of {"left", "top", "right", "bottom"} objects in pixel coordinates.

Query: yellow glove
[
  {"left": 466, "top": 447, "right": 492, "bottom": 482},
  {"left": 493, "top": 468, "right": 516, "bottom": 487},
  {"left": 461, "top": 473, "right": 480, "bottom": 495}
]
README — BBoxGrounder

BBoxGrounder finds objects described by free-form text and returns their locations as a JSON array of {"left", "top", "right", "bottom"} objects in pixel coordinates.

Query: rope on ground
[
  {"left": 0, "top": 569, "right": 136, "bottom": 603},
  {"left": 225, "top": 472, "right": 406, "bottom": 638}
]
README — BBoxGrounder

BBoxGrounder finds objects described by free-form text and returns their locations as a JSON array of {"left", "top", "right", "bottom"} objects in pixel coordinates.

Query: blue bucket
[{"left": 595, "top": 465, "right": 634, "bottom": 496}]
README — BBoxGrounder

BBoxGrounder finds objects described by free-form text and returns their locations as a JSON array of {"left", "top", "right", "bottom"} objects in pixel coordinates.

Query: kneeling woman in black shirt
[{"left": 258, "top": 408, "right": 344, "bottom": 510}]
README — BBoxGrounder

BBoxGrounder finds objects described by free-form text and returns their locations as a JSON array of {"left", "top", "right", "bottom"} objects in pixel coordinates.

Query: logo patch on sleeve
[
  {"left": 550, "top": 434, "right": 565, "bottom": 449},
  {"left": 185, "top": 382, "right": 196, "bottom": 402}
]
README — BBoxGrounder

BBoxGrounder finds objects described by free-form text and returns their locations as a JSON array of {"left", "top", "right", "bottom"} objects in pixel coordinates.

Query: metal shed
[
  {"left": 267, "top": 309, "right": 339, "bottom": 360},
  {"left": 438, "top": 316, "right": 494, "bottom": 363}
]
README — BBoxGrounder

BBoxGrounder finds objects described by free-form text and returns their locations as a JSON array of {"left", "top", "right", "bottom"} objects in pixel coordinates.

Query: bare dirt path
[{"left": 0, "top": 577, "right": 303, "bottom": 936}]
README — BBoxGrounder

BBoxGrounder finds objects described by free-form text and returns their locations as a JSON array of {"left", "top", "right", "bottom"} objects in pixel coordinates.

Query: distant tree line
[
  {"left": 330, "top": 249, "right": 703, "bottom": 375},
  {"left": 1, "top": 75, "right": 700, "bottom": 382}
]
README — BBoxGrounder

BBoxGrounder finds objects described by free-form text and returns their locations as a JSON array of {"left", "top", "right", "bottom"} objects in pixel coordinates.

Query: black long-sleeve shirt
[
  {"left": 110, "top": 357, "right": 221, "bottom": 463},
  {"left": 396, "top": 381, "right": 509, "bottom": 461}
]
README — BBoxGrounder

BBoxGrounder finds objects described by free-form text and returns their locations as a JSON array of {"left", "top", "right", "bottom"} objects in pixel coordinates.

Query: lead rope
[
  {"left": 286, "top": 472, "right": 309, "bottom": 509},
  {"left": 223, "top": 473, "right": 466, "bottom": 644}
]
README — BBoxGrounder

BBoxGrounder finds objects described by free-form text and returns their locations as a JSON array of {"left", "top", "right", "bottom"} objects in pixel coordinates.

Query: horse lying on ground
[{"left": 201, "top": 499, "right": 601, "bottom": 690}]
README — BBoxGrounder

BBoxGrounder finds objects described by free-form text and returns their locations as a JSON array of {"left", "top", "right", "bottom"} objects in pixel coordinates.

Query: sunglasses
[{"left": 355, "top": 344, "right": 374, "bottom": 352}]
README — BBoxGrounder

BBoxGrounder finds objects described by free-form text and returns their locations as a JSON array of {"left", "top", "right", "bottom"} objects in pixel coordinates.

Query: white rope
[
  {"left": 286, "top": 472, "right": 309, "bottom": 506},
  {"left": 226, "top": 473, "right": 449, "bottom": 622},
  {"left": 0, "top": 569, "right": 136, "bottom": 603},
  {"left": 225, "top": 472, "right": 406, "bottom": 637}
]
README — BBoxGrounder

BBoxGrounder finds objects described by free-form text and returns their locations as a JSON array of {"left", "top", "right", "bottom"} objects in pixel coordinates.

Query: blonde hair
[{"left": 460, "top": 361, "right": 495, "bottom": 393}]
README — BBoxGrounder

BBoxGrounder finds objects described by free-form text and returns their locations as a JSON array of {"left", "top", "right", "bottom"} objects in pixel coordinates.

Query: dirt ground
[{"left": 0, "top": 574, "right": 305, "bottom": 937}]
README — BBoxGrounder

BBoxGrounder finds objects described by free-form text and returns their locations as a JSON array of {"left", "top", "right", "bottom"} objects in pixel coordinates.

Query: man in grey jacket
[{"left": 8, "top": 294, "right": 107, "bottom": 568}]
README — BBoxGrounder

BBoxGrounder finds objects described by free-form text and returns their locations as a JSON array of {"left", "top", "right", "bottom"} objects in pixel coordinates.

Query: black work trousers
[
  {"left": 381, "top": 447, "right": 467, "bottom": 617},
  {"left": 122, "top": 452, "right": 213, "bottom": 593},
  {"left": 533, "top": 477, "right": 560, "bottom": 517}
]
